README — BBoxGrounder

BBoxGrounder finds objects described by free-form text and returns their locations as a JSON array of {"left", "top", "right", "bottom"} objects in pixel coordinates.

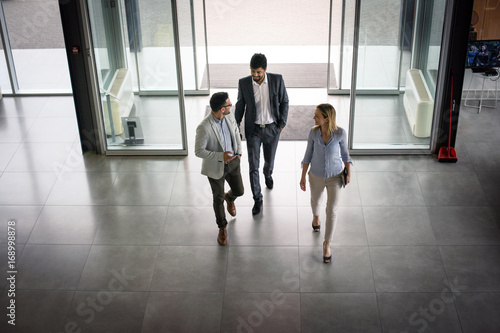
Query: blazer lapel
[{"left": 208, "top": 116, "right": 224, "bottom": 149}]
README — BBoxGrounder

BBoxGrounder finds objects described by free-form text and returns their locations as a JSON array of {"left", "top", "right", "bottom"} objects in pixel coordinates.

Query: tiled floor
[{"left": 0, "top": 91, "right": 499, "bottom": 333}]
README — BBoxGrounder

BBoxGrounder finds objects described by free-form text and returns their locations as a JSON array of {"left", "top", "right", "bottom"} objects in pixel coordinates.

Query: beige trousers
[{"left": 308, "top": 170, "right": 343, "bottom": 242}]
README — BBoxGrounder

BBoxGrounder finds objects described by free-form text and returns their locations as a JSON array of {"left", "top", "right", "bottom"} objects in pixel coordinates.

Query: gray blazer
[{"left": 195, "top": 112, "right": 242, "bottom": 179}]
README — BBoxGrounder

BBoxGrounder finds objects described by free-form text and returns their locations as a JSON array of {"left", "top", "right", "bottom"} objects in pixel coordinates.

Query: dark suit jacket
[{"left": 234, "top": 73, "right": 289, "bottom": 138}]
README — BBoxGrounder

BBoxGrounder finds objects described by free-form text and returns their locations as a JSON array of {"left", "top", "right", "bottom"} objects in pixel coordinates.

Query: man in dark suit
[
  {"left": 195, "top": 92, "right": 244, "bottom": 245},
  {"left": 235, "top": 53, "right": 289, "bottom": 215}
]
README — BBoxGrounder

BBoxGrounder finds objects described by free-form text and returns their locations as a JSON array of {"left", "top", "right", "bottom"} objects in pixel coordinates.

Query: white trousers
[{"left": 308, "top": 170, "right": 343, "bottom": 242}]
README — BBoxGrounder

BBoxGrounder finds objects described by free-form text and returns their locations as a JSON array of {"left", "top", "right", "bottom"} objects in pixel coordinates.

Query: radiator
[
  {"left": 403, "top": 69, "right": 434, "bottom": 138},
  {"left": 102, "top": 68, "right": 135, "bottom": 136}
]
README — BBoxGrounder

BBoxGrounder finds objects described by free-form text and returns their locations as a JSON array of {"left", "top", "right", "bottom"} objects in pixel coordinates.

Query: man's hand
[{"left": 224, "top": 151, "right": 237, "bottom": 164}]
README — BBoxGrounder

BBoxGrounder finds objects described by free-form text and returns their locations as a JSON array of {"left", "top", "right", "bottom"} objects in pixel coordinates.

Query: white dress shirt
[{"left": 253, "top": 73, "right": 274, "bottom": 125}]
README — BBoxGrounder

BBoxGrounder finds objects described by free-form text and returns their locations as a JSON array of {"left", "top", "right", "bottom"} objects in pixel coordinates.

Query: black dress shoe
[
  {"left": 252, "top": 200, "right": 263, "bottom": 215},
  {"left": 265, "top": 176, "right": 274, "bottom": 189}
]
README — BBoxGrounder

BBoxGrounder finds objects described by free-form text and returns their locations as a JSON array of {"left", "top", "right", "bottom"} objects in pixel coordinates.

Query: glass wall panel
[
  {"left": 350, "top": 0, "right": 446, "bottom": 150},
  {"left": 88, "top": 0, "right": 186, "bottom": 153},
  {"left": 123, "top": 0, "right": 207, "bottom": 93},
  {"left": 0, "top": 30, "right": 12, "bottom": 94},
  {"left": 328, "top": 0, "right": 355, "bottom": 92},
  {"left": 1, "top": 0, "right": 71, "bottom": 93}
]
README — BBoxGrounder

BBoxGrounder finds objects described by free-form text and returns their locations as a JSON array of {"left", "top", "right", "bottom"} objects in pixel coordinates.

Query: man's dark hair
[
  {"left": 210, "top": 91, "right": 229, "bottom": 112},
  {"left": 250, "top": 53, "right": 267, "bottom": 70}
]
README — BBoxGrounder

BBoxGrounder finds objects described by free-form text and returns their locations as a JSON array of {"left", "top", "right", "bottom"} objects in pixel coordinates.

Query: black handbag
[{"left": 341, "top": 168, "right": 348, "bottom": 188}]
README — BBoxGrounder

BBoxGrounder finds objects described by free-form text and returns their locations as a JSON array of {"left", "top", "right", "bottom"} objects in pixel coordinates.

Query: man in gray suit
[
  {"left": 235, "top": 53, "right": 289, "bottom": 215},
  {"left": 195, "top": 92, "right": 244, "bottom": 245}
]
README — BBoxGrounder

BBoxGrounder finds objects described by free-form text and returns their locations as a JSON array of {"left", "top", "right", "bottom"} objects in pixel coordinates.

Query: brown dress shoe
[
  {"left": 217, "top": 228, "right": 227, "bottom": 245},
  {"left": 224, "top": 193, "right": 236, "bottom": 217}
]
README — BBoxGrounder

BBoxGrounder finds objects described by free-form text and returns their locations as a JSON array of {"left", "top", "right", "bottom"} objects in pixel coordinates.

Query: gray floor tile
[
  {"left": 5, "top": 142, "right": 72, "bottom": 172},
  {"left": 225, "top": 247, "right": 300, "bottom": 293},
  {"left": 118, "top": 156, "right": 180, "bottom": 172},
  {"left": 457, "top": 112, "right": 500, "bottom": 142},
  {"left": 465, "top": 141, "right": 500, "bottom": 171},
  {"left": 46, "top": 171, "right": 117, "bottom": 205},
  {"left": 370, "top": 246, "right": 447, "bottom": 292},
  {"left": 0, "top": 290, "right": 74, "bottom": 333},
  {"left": 66, "top": 291, "right": 148, "bottom": 333},
  {"left": 0, "top": 206, "right": 43, "bottom": 244},
  {"left": 38, "top": 96, "right": 76, "bottom": 117},
  {"left": 162, "top": 206, "right": 221, "bottom": 246},
  {"left": 428, "top": 206, "right": 500, "bottom": 245},
  {"left": 454, "top": 293, "right": 500, "bottom": 333},
  {"left": 221, "top": 292, "right": 300, "bottom": 333},
  {"left": 353, "top": 116, "right": 407, "bottom": 144},
  {"left": 0, "top": 96, "right": 48, "bottom": 118},
  {"left": 61, "top": 150, "right": 123, "bottom": 172},
  {"left": 142, "top": 292, "right": 223, "bottom": 333},
  {"left": 23, "top": 117, "right": 78, "bottom": 143},
  {"left": 228, "top": 206, "right": 298, "bottom": 246},
  {"left": 418, "top": 171, "right": 487, "bottom": 206},
  {"left": 261, "top": 172, "right": 298, "bottom": 207},
  {"left": 0, "top": 117, "right": 36, "bottom": 143},
  {"left": 169, "top": 171, "right": 215, "bottom": 207},
  {"left": 177, "top": 148, "right": 203, "bottom": 173},
  {"left": 298, "top": 206, "right": 368, "bottom": 246},
  {"left": 17, "top": 244, "right": 90, "bottom": 290},
  {"left": 300, "top": 293, "right": 381, "bottom": 333},
  {"left": 377, "top": 292, "right": 462, "bottom": 333},
  {"left": 94, "top": 206, "right": 167, "bottom": 245},
  {"left": 476, "top": 172, "right": 500, "bottom": 206},
  {"left": 28, "top": 206, "right": 103, "bottom": 245},
  {"left": 0, "top": 171, "right": 58, "bottom": 205},
  {"left": 106, "top": 172, "right": 176, "bottom": 205},
  {"left": 440, "top": 246, "right": 500, "bottom": 292},
  {"left": 273, "top": 141, "right": 299, "bottom": 172},
  {"left": 0, "top": 143, "right": 19, "bottom": 171},
  {"left": 151, "top": 246, "right": 228, "bottom": 292},
  {"left": 364, "top": 206, "right": 436, "bottom": 245},
  {"left": 299, "top": 246, "right": 374, "bottom": 292},
  {"left": 355, "top": 95, "right": 400, "bottom": 116},
  {"left": 357, "top": 171, "right": 425, "bottom": 206},
  {"left": 78, "top": 245, "right": 157, "bottom": 291},
  {"left": 354, "top": 155, "right": 415, "bottom": 172}
]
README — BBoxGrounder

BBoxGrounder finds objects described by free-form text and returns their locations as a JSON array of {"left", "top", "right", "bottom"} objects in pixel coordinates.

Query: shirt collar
[
  {"left": 252, "top": 73, "right": 268, "bottom": 86},
  {"left": 212, "top": 113, "right": 223, "bottom": 124}
]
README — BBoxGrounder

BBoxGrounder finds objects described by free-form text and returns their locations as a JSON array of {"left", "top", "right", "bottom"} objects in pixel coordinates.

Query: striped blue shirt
[
  {"left": 302, "top": 127, "right": 352, "bottom": 178},
  {"left": 213, "top": 114, "right": 234, "bottom": 154}
]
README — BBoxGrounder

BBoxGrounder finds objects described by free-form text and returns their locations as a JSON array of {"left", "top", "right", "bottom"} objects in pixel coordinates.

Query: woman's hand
[{"left": 300, "top": 176, "right": 306, "bottom": 191}]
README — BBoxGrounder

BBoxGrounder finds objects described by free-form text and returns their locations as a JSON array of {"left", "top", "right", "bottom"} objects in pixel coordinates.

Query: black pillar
[
  {"left": 436, "top": 0, "right": 474, "bottom": 155},
  {"left": 59, "top": 0, "right": 100, "bottom": 153}
]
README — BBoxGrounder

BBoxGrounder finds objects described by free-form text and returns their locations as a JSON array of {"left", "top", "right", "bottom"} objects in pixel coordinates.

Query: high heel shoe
[
  {"left": 312, "top": 222, "right": 320, "bottom": 232},
  {"left": 323, "top": 241, "right": 332, "bottom": 264}
]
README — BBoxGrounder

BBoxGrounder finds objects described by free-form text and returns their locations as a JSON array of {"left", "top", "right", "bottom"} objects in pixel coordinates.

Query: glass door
[
  {"left": 124, "top": 0, "right": 208, "bottom": 94},
  {"left": 87, "top": 0, "right": 187, "bottom": 154},
  {"left": 342, "top": 0, "right": 447, "bottom": 152}
]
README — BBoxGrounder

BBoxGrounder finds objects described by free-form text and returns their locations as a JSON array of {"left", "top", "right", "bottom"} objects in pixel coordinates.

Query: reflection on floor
[{"left": 0, "top": 92, "right": 499, "bottom": 332}]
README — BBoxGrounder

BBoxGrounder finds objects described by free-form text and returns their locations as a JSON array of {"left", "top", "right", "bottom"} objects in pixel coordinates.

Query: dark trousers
[
  {"left": 208, "top": 157, "right": 244, "bottom": 229},
  {"left": 246, "top": 123, "right": 281, "bottom": 202}
]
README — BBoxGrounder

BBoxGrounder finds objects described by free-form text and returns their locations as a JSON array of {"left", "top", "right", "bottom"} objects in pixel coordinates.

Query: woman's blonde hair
[{"left": 313, "top": 103, "right": 338, "bottom": 134}]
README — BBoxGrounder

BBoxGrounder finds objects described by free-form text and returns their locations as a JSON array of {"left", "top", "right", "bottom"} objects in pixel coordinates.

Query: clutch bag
[{"left": 341, "top": 168, "right": 348, "bottom": 188}]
